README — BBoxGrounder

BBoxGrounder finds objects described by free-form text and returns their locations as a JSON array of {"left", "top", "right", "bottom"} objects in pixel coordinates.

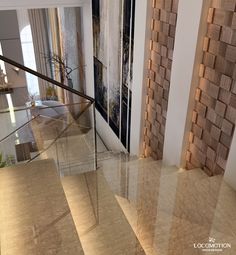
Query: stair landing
[
  {"left": 63, "top": 155, "right": 236, "bottom": 255},
  {"left": 101, "top": 157, "right": 236, "bottom": 255}
]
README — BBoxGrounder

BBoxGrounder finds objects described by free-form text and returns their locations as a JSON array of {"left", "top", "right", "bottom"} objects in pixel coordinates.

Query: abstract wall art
[{"left": 92, "top": 0, "right": 135, "bottom": 151}]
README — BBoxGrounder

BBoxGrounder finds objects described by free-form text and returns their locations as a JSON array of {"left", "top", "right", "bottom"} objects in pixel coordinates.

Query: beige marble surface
[
  {"left": 61, "top": 154, "right": 236, "bottom": 255},
  {"left": 101, "top": 157, "right": 236, "bottom": 255},
  {"left": 62, "top": 170, "right": 146, "bottom": 255},
  {"left": 0, "top": 159, "right": 84, "bottom": 255},
  {"left": 39, "top": 128, "right": 107, "bottom": 176},
  {"left": 1, "top": 146, "right": 236, "bottom": 255}
]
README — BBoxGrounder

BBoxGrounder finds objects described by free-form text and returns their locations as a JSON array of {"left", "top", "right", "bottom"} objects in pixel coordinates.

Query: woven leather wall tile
[
  {"left": 143, "top": 0, "right": 179, "bottom": 158},
  {"left": 187, "top": 3, "right": 236, "bottom": 175}
]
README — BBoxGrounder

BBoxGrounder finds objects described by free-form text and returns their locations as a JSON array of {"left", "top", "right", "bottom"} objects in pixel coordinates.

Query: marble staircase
[
  {"left": 1, "top": 150, "right": 236, "bottom": 255},
  {"left": 0, "top": 159, "right": 84, "bottom": 255},
  {"left": 62, "top": 152, "right": 236, "bottom": 255}
]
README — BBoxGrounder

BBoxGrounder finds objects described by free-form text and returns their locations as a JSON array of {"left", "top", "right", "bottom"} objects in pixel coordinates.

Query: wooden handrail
[{"left": 0, "top": 55, "right": 95, "bottom": 103}]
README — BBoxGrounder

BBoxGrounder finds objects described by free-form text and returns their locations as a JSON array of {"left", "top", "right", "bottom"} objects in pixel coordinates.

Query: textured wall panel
[
  {"left": 143, "top": 0, "right": 179, "bottom": 159},
  {"left": 187, "top": 1, "right": 236, "bottom": 175}
]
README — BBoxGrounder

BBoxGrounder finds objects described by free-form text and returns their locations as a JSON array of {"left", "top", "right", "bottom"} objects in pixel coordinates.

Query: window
[
  {"left": 20, "top": 25, "right": 39, "bottom": 96},
  {"left": 0, "top": 42, "right": 7, "bottom": 82}
]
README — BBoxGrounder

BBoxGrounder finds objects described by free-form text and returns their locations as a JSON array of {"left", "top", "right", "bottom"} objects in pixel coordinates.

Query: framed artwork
[{"left": 92, "top": 0, "right": 135, "bottom": 151}]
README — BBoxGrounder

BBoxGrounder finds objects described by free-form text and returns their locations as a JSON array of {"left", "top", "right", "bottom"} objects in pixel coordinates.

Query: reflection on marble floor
[
  {"left": 101, "top": 157, "right": 236, "bottom": 255},
  {"left": 0, "top": 159, "right": 84, "bottom": 255},
  {"left": 1, "top": 111, "right": 236, "bottom": 255},
  {"left": 40, "top": 128, "right": 108, "bottom": 176},
  {"left": 62, "top": 155, "right": 236, "bottom": 255},
  {"left": 62, "top": 170, "right": 146, "bottom": 255}
]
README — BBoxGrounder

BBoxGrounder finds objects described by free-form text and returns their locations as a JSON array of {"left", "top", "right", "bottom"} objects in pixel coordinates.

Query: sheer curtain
[
  {"left": 29, "top": 8, "right": 67, "bottom": 103},
  {"left": 28, "top": 9, "right": 52, "bottom": 98},
  {"left": 47, "top": 8, "right": 65, "bottom": 103},
  {"left": 17, "top": 9, "right": 40, "bottom": 96}
]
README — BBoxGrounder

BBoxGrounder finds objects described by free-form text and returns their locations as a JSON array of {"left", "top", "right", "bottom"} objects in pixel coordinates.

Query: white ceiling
[{"left": 0, "top": 0, "right": 89, "bottom": 10}]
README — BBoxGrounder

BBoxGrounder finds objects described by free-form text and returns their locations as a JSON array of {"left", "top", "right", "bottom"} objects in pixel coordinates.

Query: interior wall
[
  {"left": 0, "top": 0, "right": 86, "bottom": 9},
  {"left": 142, "top": 0, "right": 179, "bottom": 159},
  {"left": 130, "top": 0, "right": 151, "bottom": 156},
  {"left": 0, "top": 10, "right": 28, "bottom": 108},
  {"left": 186, "top": 0, "right": 236, "bottom": 176},
  {"left": 96, "top": 110, "right": 126, "bottom": 152},
  {"left": 224, "top": 128, "right": 236, "bottom": 190},
  {"left": 59, "top": 7, "right": 82, "bottom": 92},
  {"left": 0, "top": 10, "right": 19, "bottom": 38},
  {"left": 0, "top": 10, "right": 27, "bottom": 88},
  {"left": 163, "top": 0, "right": 206, "bottom": 168}
]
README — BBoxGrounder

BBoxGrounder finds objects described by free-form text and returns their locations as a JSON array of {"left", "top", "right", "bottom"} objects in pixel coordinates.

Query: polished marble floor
[
  {"left": 1, "top": 144, "right": 236, "bottom": 254},
  {"left": 62, "top": 156, "right": 236, "bottom": 255},
  {"left": 40, "top": 128, "right": 108, "bottom": 175},
  {"left": 62, "top": 170, "right": 145, "bottom": 255},
  {"left": 0, "top": 159, "right": 84, "bottom": 255}
]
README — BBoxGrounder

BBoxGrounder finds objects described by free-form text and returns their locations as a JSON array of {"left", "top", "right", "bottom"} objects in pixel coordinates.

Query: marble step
[
  {"left": 0, "top": 158, "right": 84, "bottom": 255},
  {"left": 59, "top": 162, "right": 96, "bottom": 177},
  {"left": 203, "top": 174, "right": 236, "bottom": 236},
  {"left": 111, "top": 167, "right": 236, "bottom": 255},
  {"left": 41, "top": 129, "right": 108, "bottom": 167},
  {"left": 103, "top": 161, "right": 211, "bottom": 224},
  {"left": 101, "top": 157, "right": 177, "bottom": 196},
  {"left": 115, "top": 188, "right": 236, "bottom": 255},
  {"left": 61, "top": 169, "right": 147, "bottom": 255},
  {"left": 58, "top": 150, "right": 140, "bottom": 176},
  {"left": 59, "top": 151, "right": 129, "bottom": 176},
  {"left": 59, "top": 150, "right": 123, "bottom": 167},
  {"left": 60, "top": 153, "right": 236, "bottom": 255}
]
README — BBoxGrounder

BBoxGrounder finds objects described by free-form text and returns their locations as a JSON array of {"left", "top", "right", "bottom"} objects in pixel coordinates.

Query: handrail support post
[{"left": 93, "top": 102, "right": 98, "bottom": 170}]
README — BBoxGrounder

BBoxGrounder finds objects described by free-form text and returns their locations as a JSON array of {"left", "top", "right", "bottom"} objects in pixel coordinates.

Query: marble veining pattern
[
  {"left": 1, "top": 148, "right": 236, "bottom": 255},
  {"left": 101, "top": 157, "right": 236, "bottom": 255},
  {"left": 0, "top": 159, "right": 84, "bottom": 255},
  {"left": 62, "top": 171, "right": 146, "bottom": 255}
]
